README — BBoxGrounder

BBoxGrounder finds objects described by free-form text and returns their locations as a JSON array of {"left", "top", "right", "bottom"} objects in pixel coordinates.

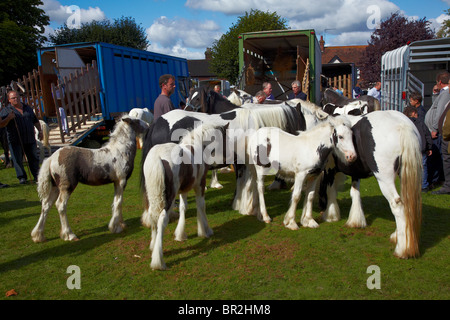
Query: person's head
[
  {"left": 159, "top": 74, "right": 176, "bottom": 96},
  {"left": 409, "top": 92, "right": 422, "bottom": 108},
  {"left": 374, "top": 81, "right": 381, "bottom": 90},
  {"left": 291, "top": 80, "right": 302, "bottom": 95},
  {"left": 404, "top": 106, "right": 418, "bottom": 118},
  {"left": 435, "top": 71, "right": 450, "bottom": 90},
  {"left": 7, "top": 90, "right": 21, "bottom": 108},
  {"left": 262, "top": 82, "right": 272, "bottom": 96},
  {"left": 214, "top": 84, "right": 221, "bottom": 93},
  {"left": 255, "top": 91, "right": 267, "bottom": 104}
]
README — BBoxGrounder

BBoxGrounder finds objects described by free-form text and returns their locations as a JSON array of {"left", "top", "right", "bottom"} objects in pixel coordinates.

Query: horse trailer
[
  {"left": 36, "top": 42, "right": 190, "bottom": 145},
  {"left": 238, "top": 29, "right": 322, "bottom": 103},
  {"left": 381, "top": 37, "right": 450, "bottom": 111}
]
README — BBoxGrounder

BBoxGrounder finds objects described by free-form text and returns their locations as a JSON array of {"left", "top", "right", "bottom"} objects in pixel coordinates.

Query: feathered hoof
[
  {"left": 31, "top": 231, "right": 47, "bottom": 243},
  {"left": 284, "top": 220, "right": 300, "bottom": 230}
]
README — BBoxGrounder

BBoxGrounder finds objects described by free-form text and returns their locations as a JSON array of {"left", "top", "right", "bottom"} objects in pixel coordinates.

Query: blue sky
[{"left": 40, "top": 0, "right": 450, "bottom": 59}]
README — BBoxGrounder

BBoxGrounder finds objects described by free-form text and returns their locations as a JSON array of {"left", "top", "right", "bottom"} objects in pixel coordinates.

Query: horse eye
[{"left": 339, "top": 135, "right": 343, "bottom": 140}]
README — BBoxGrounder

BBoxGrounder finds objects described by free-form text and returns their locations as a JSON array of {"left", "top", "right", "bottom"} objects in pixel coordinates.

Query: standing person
[
  {"left": 353, "top": 82, "right": 362, "bottom": 98},
  {"left": 154, "top": 74, "right": 176, "bottom": 121},
  {"left": 367, "top": 81, "right": 381, "bottom": 100},
  {"left": 404, "top": 106, "right": 433, "bottom": 192},
  {"left": 0, "top": 91, "right": 42, "bottom": 184},
  {"left": 425, "top": 71, "right": 450, "bottom": 195},
  {"left": 262, "top": 82, "right": 274, "bottom": 100},
  {"left": 288, "top": 80, "right": 307, "bottom": 100},
  {"left": 409, "top": 92, "right": 427, "bottom": 122}
]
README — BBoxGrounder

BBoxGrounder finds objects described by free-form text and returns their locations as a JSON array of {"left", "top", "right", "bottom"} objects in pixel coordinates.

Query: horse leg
[
  {"left": 174, "top": 194, "right": 188, "bottom": 241},
  {"left": 55, "top": 190, "right": 78, "bottom": 241},
  {"left": 321, "top": 172, "right": 345, "bottom": 223},
  {"left": 254, "top": 166, "right": 271, "bottom": 223},
  {"left": 150, "top": 209, "right": 169, "bottom": 270},
  {"left": 376, "top": 177, "right": 410, "bottom": 258},
  {"left": 109, "top": 179, "right": 127, "bottom": 233},
  {"left": 300, "top": 176, "right": 320, "bottom": 228},
  {"left": 31, "top": 186, "right": 59, "bottom": 242},
  {"left": 209, "top": 169, "right": 223, "bottom": 189},
  {"left": 194, "top": 186, "right": 213, "bottom": 238},
  {"left": 283, "top": 173, "right": 306, "bottom": 230},
  {"left": 345, "top": 179, "right": 367, "bottom": 228}
]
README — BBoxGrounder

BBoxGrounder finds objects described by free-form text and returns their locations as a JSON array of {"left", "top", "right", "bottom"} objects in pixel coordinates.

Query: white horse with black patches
[
  {"left": 141, "top": 123, "right": 230, "bottom": 270},
  {"left": 31, "top": 116, "right": 149, "bottom": 243},
  {"left": 247, "top": 115, "right": 357, "bottom": 228},
  {"left": 318, "top": 111, "right": 423, "bottom": 259}
]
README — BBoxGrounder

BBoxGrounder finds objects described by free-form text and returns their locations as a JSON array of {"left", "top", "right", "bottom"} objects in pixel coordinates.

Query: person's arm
[{"left": 0, "top": 111, "right": 15, "bottom": 128}]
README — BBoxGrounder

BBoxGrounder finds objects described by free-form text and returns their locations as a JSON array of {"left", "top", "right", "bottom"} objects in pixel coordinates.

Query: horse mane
[
  {"left": 104, "top": 116, "right": 135, "bottom": 149},
  {"left": 233, "top": 104, "right": 300, "bottom": 133}
]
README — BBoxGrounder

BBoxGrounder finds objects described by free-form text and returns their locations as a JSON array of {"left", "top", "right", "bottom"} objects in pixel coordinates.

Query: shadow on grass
[
  {"left": 165, "top": 214, "right": 266, "bottom": 269},
  {"left": 0, "top": 199, "right": 41, "bottom": 214},
  {"left": 0, "top": 216, "right": 143, "bottom": 274}
]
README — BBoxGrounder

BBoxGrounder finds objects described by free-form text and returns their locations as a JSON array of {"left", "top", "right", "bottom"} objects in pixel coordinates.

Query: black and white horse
[
  {"left": 321, "top": 88, "right": 380, "bottom": 116},
  {"left": 318, "top": 110, "right": 423, "bottom": 259},
  {"left": 247, "top": 115, "right": 357, "bottom": 228},
  {"left": 141, "top": 123, "right": 231, "bottom": 270},
  {"left": 31, "top": 116, "right": 149, "bottom": 242},
  {"left": 140, "top": 101, "right": 308, "bottom": 218}
]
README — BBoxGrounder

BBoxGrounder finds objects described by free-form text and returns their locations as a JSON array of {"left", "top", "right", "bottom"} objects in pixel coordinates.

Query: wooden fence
[
  {"left": 0, "top": 67, "right": 44, "bottom": 118},
  {"left": 328, "top": 74, "right": 353, "bottom": 99},
  {"left": 1, "top": 61, "right": 102, "bottom": 144},
  {"left": 50, "top": 61, "right": 102, "bottom": 143}
]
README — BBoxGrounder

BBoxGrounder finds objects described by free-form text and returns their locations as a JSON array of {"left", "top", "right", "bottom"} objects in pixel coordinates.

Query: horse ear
[{"left": 122, "top": 116, "right": 132, "bottom": 124}]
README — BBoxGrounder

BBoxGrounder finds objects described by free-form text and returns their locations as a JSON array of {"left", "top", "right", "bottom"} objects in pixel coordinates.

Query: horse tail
[
  {"left": 141, "top": 149, "right": 166, "bottom": 228},
  {"left": 37, "top": 156, "right": 53, "bottom": 202},
  {"left": 41, "top": 122, "right": 50, "bottom": 148},
  {"left": 398, "top": 124, "right": 422, "bottom": 258}
]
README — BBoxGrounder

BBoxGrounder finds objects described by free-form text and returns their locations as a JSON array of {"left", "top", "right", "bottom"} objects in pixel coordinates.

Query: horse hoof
[{"left": 284, "top": 221, "right": 300, "bottom": 230}]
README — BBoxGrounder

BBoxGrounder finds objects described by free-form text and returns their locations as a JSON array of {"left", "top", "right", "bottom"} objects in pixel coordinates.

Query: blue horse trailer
[{"left": 37, "top": 42, "right": 190, "bottom": 121}]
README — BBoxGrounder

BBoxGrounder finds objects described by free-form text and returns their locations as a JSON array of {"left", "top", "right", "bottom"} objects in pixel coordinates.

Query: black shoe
[
  {"left": 0, "top": 183, "right": 9, "bottom": 189},
  {"left": 422, "top": 187, "right": 430, "bottom": 193},
  {"left": 431, "top": 189, "right": 450, "bottom": 195},
  {"left": 19, "top": 178, "right": 28, "bottom": 185}
]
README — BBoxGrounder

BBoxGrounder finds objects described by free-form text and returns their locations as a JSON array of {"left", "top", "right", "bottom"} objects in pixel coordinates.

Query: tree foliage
[
  {"left": 210, "top": 9, "right": 288, "bottom": 84},
  {"left": 49, "top": 16, "right": 149, "bottom": 51},
  {"left": 436, "top": 9, "right": 450, "bottom": 38},
  {"left": 360, "top": 12, "right": 434, "bottom": 86},
  {"left": 0, "top": 0, "right": 49, "bottom": 85}
]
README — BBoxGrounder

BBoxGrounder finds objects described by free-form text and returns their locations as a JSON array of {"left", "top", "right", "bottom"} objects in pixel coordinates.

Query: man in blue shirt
[
  {"left": 262, "top": 82, "right": 274, "bottom": 100},
  {"left": 288, "top": 80, "right": 307, "bottom": 100},
  {"left": 0, "top": 91, "right": 42, "bottom": 184}
]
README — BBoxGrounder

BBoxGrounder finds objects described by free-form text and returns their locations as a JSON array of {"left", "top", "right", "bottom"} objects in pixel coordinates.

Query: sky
[{"left": 39, "top": 0, "right": 450, "bottom": 60}]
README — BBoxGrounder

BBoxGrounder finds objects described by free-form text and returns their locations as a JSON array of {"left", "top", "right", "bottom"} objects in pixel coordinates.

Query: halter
[{"left": 184, "top": 90, "right": 211, "bottom": 112}]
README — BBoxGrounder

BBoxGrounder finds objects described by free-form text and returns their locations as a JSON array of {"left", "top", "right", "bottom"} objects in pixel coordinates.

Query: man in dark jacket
[{"left": 0, "top": 91, "right": 42, "bottom": 184}]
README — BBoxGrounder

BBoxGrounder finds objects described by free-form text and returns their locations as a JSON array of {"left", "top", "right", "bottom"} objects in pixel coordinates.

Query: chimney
[
  {"left": 205, "top": 48, "right": 212, "bottom": 60},
  {"left": 320, "top": 36, "right": 325, "bottom": 53}
]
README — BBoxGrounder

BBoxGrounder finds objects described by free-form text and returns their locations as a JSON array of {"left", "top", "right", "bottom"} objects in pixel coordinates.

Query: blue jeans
[{"left": 8, "top": 141, "right": 40, "bottom": 181}]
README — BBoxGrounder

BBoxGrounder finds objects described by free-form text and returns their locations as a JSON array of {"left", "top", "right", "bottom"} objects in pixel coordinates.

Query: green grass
[{"left": 0, "top": 150, "right": 449, "bottom": 300}]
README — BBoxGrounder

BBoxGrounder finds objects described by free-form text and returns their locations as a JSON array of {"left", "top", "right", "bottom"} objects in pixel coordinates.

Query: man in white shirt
[{"left": 367, "top": 81, "right": 381, "bottom": 100}]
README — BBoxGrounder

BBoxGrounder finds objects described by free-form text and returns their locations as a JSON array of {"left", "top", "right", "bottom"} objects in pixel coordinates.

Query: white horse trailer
[{"left": 381, "top": 38, "right": 450, "bottom": 111}]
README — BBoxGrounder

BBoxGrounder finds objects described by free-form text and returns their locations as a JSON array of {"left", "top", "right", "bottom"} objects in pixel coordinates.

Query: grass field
[{"left": 0, "top": 149, "right": 449, "bottom": 300}]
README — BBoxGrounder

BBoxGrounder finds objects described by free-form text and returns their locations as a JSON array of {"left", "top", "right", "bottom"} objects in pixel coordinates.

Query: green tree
[
  {"left": 210, "top": 9, "right": 288, "bottom": 84},
  {"left": 0, "top": 0, "right": 49, "bottom": 85},
  {"left": 50, "top": 16, "right": 149, "bottom": 51},
  {"left": 437, "top": 9, "right": 450, "bottom": 38},
  {"left": 360, "top": 12, "right": 434, "bottom": 86}
]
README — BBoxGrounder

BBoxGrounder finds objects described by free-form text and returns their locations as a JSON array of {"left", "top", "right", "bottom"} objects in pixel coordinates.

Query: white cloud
[
  {"left": 40, "top": 0, "right": 106, "bottom": 25},
  {"left": 146, "top": 16, "right": 222, "bottom": 59}
]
